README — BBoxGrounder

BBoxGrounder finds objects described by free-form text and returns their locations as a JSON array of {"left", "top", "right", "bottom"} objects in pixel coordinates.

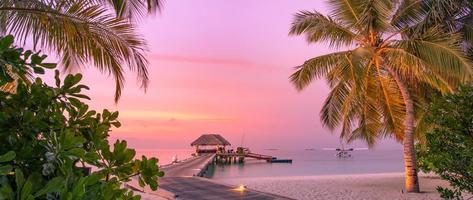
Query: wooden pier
[
  {"left": 189, "top": 134, "right": 292, "bottom": 164},
  {"left": 215, "top": 151, "right": 276, "bottom": 164},
  {"left": 130, "top": 134, "right": 292, "bottom": 199},
  {"left": 158, "top": 154, "right": 292, "bottom": 200},
  {"left": 215, "top": 151, "right": 293, "bottom": 164}
]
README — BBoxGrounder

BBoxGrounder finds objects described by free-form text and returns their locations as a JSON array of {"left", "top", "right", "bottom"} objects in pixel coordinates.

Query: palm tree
[
  {"left": 289, "top": 0, "right": 473, "bottom": 192},
  {"left": 420, "top": 0, "right": 473, "bottom": 55},
  {"left": 0, "top": 0, "right": 163, "bottom": 102}
]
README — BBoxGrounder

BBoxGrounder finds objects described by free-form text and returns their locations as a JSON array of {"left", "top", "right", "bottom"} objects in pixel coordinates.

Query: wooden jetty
[
  {"left": 215, "top": 151, "right": 276, "bottom": 163},
  {"left": 123, "top": 134, "right": 294, "bottom": 199},
  {"left": 158, "top": 154, "right": 293, "bottom": 200},
  {"left": 148, "top": 134, "right": 293, "bottom": 199},
  {"left": 190, "top": 134, "right": 292, "bottom": 164},
  {"left": 128, "top": 134, "right": 292, "bottom": 199}
]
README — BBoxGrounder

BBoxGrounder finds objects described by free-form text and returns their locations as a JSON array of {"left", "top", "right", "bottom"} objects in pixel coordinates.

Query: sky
[{"left": 47, "top": 0, "right": 401, "bottom": 150}]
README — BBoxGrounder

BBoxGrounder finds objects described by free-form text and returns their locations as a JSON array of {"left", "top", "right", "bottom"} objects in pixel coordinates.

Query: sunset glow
[{"left": 69, "top": 0, "right": 397, "bottom": 150}]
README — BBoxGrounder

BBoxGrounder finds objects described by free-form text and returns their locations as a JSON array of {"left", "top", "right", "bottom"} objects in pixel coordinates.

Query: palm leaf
[
  {"left": 100, "top": 0, "right": 163, "bottom": 19},
  {"left": 290, "top": 10, "right": 358, "bottom": 48},
  {"left": 290, "top": 51, "right": 352, "bottom": 90},
  {"left": 390, "top": 0, "right": 426, "bottom": 29},
  {"left": 383, "top": 48, "right": 459, "bottom": 93},
  {"left": 327, "top": 0, "right": 364, "bottom": 29},
  {"left": 393, "top": 27, "right": 473, "bottom": 83},
  {"left": 357, "top": 0, "right": 394, "bottom": 33},
  {"left": 0, "top": 0, "right": 152, "bottom": 101}
]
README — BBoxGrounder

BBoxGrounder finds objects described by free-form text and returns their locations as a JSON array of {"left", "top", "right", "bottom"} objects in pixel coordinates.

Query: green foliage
[
  {"left": 0, "top": 0, "right": 163, "bottom": 101},
  {"left": 0, "top": 36, "right": 164, "bottom": 199},
  {"left": 417, "top": 85, "right": 473, "bottom": 199},
  {"left": 289, "top": 0, "right": 472, "bottom": 145},
  {"left": 0, "top": 35, "right": 56, "bottom": 88}
]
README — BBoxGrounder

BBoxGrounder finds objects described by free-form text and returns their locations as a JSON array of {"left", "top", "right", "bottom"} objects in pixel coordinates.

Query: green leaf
[
  {"left": 63, "top": 74, "right": 82, "bottom": 89},
  {"left": 69, "top": 94, "right": 91, "bottom": 100},
  {"left": 34, "top": 177, "right": 65, "bottom": 197},
  {"left": 111, "top": 121, "right": 121, "bottom": 128},
  {"left": 31, "top": 53, "right": 43, "bottom": 65},
  {"left": 69, "top": 97, "right": 82, "bottom": 108},
  {"left": 61, "top": 130, "right": 87, "bottom": 150},
  {"left": 15, "top": 169, "right": 24, "bottom": 190},
  {"left": 0, "top": 180, "right": 14, "bottom": 200},
  {"left": 40, "top": 63, "right": 57, "bottom": 69},
  {"left": 110, "top": 111, "right": 119, "bottom": 120},
  {"left": 64, "top": 148, "right": 86, "bottom": 158},
  {"left": 103, "top": 109, "right": 111, "bottom": 119},
  {"left": 55, "top": 70, "right": 61, "bottom": 87},
  {"left": 0, "top": 151, "right": 15, "bottom": 162},
  {"left": 0, "top": 165, "right": 12, "bottom": 175},
  {"left": 32, "top": 66, "right": 45, "bottom": 74},
  {"left": 20, "top": 176, "right": 34, "bottom": 200},
  {"left": 83, "top": 174, "right": 100, "bottom": 186},
  {"left": 0, "top": 35, "right": 14, "bottom": 49},
  {"left": 23, "top": 50, "right": 32, "bottom": 60}
]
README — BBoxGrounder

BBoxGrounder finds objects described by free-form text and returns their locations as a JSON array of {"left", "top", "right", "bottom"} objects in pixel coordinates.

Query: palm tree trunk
[{"left": 387, "top": 68, "right": 420, "bottom": 193}]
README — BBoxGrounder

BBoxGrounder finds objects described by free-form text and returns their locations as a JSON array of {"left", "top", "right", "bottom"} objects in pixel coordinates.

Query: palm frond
[
  {"left": 347, "top": 76, "right": 383, "bottom": 147},
  {"left": 375, "top": 67, "right": 405, "bottom": 140},
  {"left": 100, "top": 0, "right": 163, "bottom": 19},
  {"left": 390, "top": 0, "right": 426, "bottom": 29},
  {"left": 290, "top": 0, "right": 473, "bottom": 149},
  {"left": 290, "top": 51, "right": 352, "bottom": 90},
  {"left": 327, "top": 0, "right": 364, "bottom": 29},
  {"left": 321, "top": 52, "right": 366, "bottom": 133},
  {"left": 290, "top": 10, "right": 358, "bottom": 48},
  {"left": 358, "top": 0, "right": 394, "bottom": 33},
  {"left": 0, "top": 0, "right": 151, "bottom": 101},
  {"left": 383, "top": 48, "right": 459, "bottom": 94},
  {"left": 410, "top": 0, "right": 471, "bottom": 34},
  {"left": 393, "top": 27, "right": 473, "bottom": 83},
  {"left": 320, "top": 79, "right": 352, "bottom": 130}
]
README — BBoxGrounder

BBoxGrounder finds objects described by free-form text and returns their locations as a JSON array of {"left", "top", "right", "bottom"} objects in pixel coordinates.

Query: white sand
[{"left": 218, "top": 173, "right": 462, "bottom": 200}]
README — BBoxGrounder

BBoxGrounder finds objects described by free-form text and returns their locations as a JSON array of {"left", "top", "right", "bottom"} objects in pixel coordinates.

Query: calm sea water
[
  {"left": 136, "top": 149, "right": 405, "bottom": 180},
  {"left": 135, "top": 149, "right": 195, "bottom": 165},
  {"left": 206, "top": 149, "right": 405, "bottom": 180}
]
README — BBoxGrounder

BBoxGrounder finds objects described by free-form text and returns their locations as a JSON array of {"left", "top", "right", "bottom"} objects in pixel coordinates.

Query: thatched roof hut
[{"left": 191, "top": 134, "right": 231, "bottom": 146}]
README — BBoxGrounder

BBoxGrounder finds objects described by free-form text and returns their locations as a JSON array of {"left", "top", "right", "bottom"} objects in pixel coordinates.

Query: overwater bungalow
[{"left": 191, "top": 134, "right": 231, "bottom": 155}]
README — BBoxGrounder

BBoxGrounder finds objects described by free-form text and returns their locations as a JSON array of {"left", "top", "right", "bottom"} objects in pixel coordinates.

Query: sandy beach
[{"left": 217, "top": 173, "right": 457, "bottom": 200}]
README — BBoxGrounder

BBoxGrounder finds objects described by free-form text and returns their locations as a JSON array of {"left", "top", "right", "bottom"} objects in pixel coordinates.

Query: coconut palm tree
[
  {"left": 0, "top": 0, "right": 163, "bottom": 101},
  {"left": 289, "top": 0, "right": 473, "bottom": 192},
  {"left": 420, "top": 0, "right": 473, "bottom": 55}
]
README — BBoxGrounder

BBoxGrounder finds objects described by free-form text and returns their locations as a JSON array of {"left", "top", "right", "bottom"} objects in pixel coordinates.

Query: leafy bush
[
  {"left": 417, "top": 85, "right": 473, "bottom": 200},
  {"left": 0, "top": 35, "right": 164, "bottom": 199}
]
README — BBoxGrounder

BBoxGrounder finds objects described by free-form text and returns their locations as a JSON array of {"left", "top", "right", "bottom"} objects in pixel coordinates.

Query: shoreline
[
  {"left": 139, "top": 171, "right": 456, "bottom": 200},
  {"left": 214, "top": 172, "right": 456, "bottom": 200},
  {"left": 142, "top": 154, "right": 464, "bottom": 200}
]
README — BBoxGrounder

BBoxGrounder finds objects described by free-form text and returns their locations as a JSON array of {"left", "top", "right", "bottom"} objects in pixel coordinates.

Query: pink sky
[{"left": 54, "top": 0, "right": 400, "bottom": 150}]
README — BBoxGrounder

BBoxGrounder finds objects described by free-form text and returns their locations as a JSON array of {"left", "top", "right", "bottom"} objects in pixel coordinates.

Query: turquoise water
[
  {"left": 205, "top": 149, "right": 404, "bottom": 180},
  {"left": 135, "top": 148, "right": 405, "bottom": 180}
]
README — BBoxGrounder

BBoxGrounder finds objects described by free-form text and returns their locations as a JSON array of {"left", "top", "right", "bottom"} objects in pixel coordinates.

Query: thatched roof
[{"left": 191, "top": 134, "right": 231, "bottom": 146}]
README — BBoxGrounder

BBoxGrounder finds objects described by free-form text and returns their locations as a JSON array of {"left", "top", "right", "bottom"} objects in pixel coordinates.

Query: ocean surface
[
  {"left": 135, "top": 149, "right": 195, "bottom": 165},
  {"left": 136, "top": 148, "right": 405, "bottom": 180}
]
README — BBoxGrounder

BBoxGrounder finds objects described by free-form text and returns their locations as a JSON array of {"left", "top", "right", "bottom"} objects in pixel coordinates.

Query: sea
[{"left": 135, "top": 148, "right": 405, "bottom": 180}]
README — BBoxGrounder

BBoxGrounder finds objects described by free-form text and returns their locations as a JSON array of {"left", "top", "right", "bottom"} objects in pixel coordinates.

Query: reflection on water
[
  {"left": 133, "top": 148, "right": 405, "bottom": 179},
  {"left": 135, "top": 149, "right": 194, "bottom": 165},
  {"left": 207, "top": 149, "right": 404, "bottom": 180}
]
